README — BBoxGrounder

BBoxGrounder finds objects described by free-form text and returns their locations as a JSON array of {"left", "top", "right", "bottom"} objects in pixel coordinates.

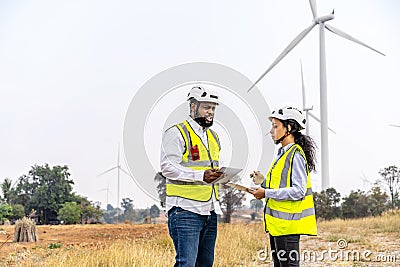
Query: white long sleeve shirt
[
  {"left": 160, "top": 116, "right": 222, "bottom": 215},
  {"left": 264, "top": 143, "right": 308, "bottom": 201}
]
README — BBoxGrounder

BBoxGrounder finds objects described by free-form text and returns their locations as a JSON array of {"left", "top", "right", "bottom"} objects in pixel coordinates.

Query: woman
[{"left": 250, "top": 106, "right": 317, "bottom": 267}]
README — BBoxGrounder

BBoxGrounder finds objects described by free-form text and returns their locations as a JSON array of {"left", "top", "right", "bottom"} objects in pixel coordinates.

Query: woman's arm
[{"left": 252, "top": 152, "right": 307, "bottom": 201}]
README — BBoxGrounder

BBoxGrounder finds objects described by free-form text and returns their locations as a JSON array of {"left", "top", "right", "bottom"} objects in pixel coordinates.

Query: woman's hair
[{"left": 283, "top": 119, "right": 317, "bottom": 172}]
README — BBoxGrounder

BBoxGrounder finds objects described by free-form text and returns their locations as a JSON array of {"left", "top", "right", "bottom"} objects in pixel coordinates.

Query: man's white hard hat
[{"left": 187, "top": 85, "right": 219, "bottom": 104}]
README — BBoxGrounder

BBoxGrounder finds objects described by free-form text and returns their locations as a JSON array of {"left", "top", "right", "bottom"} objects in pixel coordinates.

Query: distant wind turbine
[
  {"left": 248, "top": 0, "right": 385, "bottom": 190},
  {"left": 300, "top": 60, "right": 336, "bottom": 136},
  {"left": 360, "top": 173, "right": 372, "bottom": 190},
  {"left": 98, "top": 145, "right": 133, "bottom": 209},
  {"left": 98, "top": 183, "right": 113, "bottom": 208}
]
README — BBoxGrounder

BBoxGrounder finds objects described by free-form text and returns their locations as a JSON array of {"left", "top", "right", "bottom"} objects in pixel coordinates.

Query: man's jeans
[
  {"left": 269, "top": 234, "right": 300, "bottom": 267},
  {"left": 168, "top": 207, "right": 217, "bottom": 267}
]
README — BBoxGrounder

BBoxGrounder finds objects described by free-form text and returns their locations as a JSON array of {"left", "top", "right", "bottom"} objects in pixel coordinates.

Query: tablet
[
  {"left": 226, "top": 182, "right": 259, "bottom": 193},
  {"left": 211, "top": 167, "right": 242, "bottom": 184},
  {"left": 226, "top": 181, "right": 260, "bottom": 193}
]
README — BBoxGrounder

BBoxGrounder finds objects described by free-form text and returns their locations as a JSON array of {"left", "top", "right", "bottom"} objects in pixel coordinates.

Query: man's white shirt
[{"left": 160, "top": 116, "right": 222, "bottom": 215}]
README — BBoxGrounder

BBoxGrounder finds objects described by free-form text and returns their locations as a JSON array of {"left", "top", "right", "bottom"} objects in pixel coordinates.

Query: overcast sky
[{"left": 1, "top": 0, "right": 399, "bottom": 209}]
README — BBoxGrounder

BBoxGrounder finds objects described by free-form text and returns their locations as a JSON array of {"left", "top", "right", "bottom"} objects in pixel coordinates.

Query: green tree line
[
  {"left": 1, "top": 164, "right": 102, "bottom": 224},
  {"left": 314, "top": 165, "right": 400, "bottom": 220},
  {"left": 102, "top": 199, "right": 160, "bottom": 224}
]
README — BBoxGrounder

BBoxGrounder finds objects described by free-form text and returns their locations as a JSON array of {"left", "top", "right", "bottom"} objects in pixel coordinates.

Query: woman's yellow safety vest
[
  {"left": 165, "top": 120, "right": 220, "bottom": 202},
  {"left": 264, "top": 144, "right": 317, "bottom": 236}
]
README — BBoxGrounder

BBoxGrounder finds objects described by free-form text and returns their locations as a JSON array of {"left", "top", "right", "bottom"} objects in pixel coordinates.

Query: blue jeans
[{"left": 168, "top": 206, "right": 217, "bottom": 267}]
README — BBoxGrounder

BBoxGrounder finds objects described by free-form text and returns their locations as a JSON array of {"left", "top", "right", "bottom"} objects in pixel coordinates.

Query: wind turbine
[
  {"left": 98, "top": 144, "right": 132, "bottom": 209},
  {"left": 98, "top": 183, "right": 113, "bottom": 208},
  {"left": 300, "top": 60, "right": 336, "bottom": 136},
  {"left": 248, "top": 0, "right": 385, "bottom": 190},
  {"left": 360, "top": 173, "right": 372, "bottom": 191}
]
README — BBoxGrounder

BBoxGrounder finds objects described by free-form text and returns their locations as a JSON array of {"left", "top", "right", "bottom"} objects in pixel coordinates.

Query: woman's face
[{"left": 270, "top": 118, "right": 286, "bottom": 142}]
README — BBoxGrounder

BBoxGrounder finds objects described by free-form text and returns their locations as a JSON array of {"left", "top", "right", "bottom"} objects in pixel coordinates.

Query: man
[{"left": 160, "top": 85, "right": 223, "bottom": 267}]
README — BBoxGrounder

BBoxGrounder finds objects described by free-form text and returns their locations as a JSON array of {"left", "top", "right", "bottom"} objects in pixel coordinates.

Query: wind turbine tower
[
  {"left": 300, "top": 60, "right": 336, "bottom": 136},
  {"left": 98, "top": 145, "right": 132, "bottom": 209},
  {"left": 248, "top": 0, "right": 384, "bottom": 190},
  {"left": 99, "top": 183, "right": 112, "bottom": 208}
]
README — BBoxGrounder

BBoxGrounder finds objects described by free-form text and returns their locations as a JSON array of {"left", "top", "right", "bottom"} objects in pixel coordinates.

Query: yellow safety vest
[
  {"left": 165, "top": 120, "right": 220, "bottom": 202},
  {"left": 264, "top": 144, "right": 317, "bottom": 236}
]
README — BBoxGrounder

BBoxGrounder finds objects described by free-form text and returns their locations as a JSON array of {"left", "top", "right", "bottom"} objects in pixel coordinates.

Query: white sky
[{"left": 1, "top": 0, "right": 399, "bottom": 209}]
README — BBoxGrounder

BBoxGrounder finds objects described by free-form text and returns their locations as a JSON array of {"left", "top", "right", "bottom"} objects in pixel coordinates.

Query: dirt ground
[{"left": 0, "top": 223, "right": 168, "bottom": 264}]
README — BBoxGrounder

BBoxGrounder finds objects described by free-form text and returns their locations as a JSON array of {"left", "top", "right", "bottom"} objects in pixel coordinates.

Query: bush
[
  {"left": 58, "top": 202, "right": 82, "bottom": 224},
  {"left": 0, "top": 203, "right": 12, "bottom": 222}
]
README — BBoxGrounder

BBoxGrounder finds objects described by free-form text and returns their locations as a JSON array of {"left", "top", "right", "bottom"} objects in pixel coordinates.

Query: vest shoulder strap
[
  {"left": 291, "top": 144, "right": 310, "bottom": 174},
  {"left": 174, "top": 122, "right": 191, "bottom": 156},
  {"left": 208, "top": 128, "right": 221, "bottom": 150}
]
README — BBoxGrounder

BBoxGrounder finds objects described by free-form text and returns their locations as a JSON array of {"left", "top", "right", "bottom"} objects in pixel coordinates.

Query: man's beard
[{"left": 194, "top": 117, "right": 213, "bottom": 128}]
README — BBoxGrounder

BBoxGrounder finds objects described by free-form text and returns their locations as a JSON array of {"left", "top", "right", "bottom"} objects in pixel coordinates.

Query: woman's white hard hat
[{"left": 268, "top": 106, "right": 307, "bottom": 130}]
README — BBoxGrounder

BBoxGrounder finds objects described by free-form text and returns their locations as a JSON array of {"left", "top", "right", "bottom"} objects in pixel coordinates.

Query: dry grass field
[{"left": 0, "top": 212, "right": 399, "bottom": 266}]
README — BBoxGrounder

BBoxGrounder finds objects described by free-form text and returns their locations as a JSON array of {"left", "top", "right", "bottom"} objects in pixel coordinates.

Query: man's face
[{"left": 191, "top": 101, "right": 217, "bottom": 127}]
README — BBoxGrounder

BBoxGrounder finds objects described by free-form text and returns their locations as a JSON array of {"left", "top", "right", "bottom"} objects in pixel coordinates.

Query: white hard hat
[
  {"left": 268, "top": 106, "right": 306, "bottom": 130},
  {"left": 187, "top": 85, "right": 219, "bottom": 104}
]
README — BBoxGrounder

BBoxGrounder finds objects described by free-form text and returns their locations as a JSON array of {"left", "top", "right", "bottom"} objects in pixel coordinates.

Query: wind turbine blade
[
  {"left": 300, "top": 60, "right": 306, "bottom": 110},
  {"left": 248, "top": 23, "right": 316, "bottom": 92},
  {"left": 309, "top": 0, "right": 317, "bottom": 19},
  {"left": 325, "top": 24, "right": 385, "bottom": 56},
  {"left": 119, "top": 167, "right": 133, "bottom": 178},
  {"left": 309, "top": 112, "right": 337, "bottom": 134},
  {"left": 328, "top": 127, "right": 337, "bottom": 135},
  {"left": 97, "top": 166, "right": 118, "bottom": 177},
  {"left": 389, "top": 124, "right": 400, "bottom": 128},
  {"left": 308, "top": 112, "right": 320, "bottom": 122}
]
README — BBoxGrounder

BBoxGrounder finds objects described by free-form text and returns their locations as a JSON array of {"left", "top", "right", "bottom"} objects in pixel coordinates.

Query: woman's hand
[{"left": 250, "top": 171, "right": 264, "bottom": 185}]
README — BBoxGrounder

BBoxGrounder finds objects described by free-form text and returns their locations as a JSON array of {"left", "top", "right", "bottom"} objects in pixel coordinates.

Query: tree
[
  {"left": 219, "top": 185, "right": 245, "bottom": 223},
  {"left": 1, "top": 178, "right": 13, "bottom": 204},
  {"left": 13, "top": 164, "right": 75, "bottom": 224},
  {"left": 341, "top": 187, "right": 389, "bottom": 219},
  {"left": 58, "top": 202, "right": 81, "bottom": 224},
  {"left": 367, "top": 185, "right": 389, "bottom": 216},
  {"left": 0, "top": 203, "right": 12, "bottom": 223},
  {"left": 150, "top": 204, "right": 160, "bottom": 218},
  {"left": 342, "top": 190, "right": 370, "bottom": 218},
  {"left": 250, "top": 199, "right": 264, "bottom": 213},
  {"left": 103, "top": 204, "right": 118, "bottom": 224},
  {"left": 10, "top": 204, "right": 26, "bottom": 221},
  {"left": 379, "top": 165, "right": 400, "bottom": 209},
  {"left": 121, "top": 198, "right": 135, "bottom": 222},
  {"left": 3, "top": 164, "right": 102, "bottom": 224},
  {"left": 82, "top": 201, "right": 103, "bottom": 223},
  {"left": 135, "top": 209, "right": 149, "bottom": 222},
  {"left": 70, "top": 194, "right": 103, "bottom": 223},
  {"left": 154, "top": 172, "right": 166, "bottom": 208},
  {"left": 394, "top": 192, "right": 400, "bottom": 208},
  {"left": 313, "top": 187, "right": 342, "bottom": 220}
]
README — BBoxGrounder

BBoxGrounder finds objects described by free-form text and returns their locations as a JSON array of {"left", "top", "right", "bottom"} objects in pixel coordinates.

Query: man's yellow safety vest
[
  {"left": 165, "top": 120, "right": 220, "bottom": 202},
  {"left": 264, "top": 144, "right": 317, "bottom": 236}
]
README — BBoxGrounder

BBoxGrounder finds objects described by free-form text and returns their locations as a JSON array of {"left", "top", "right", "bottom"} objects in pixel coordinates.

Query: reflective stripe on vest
[
  {"left": 264, "top": 144, "right": 317, "bottom": 236},
  {"left": 166, "top": 120, "right": 220, "bottom": 202}
]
